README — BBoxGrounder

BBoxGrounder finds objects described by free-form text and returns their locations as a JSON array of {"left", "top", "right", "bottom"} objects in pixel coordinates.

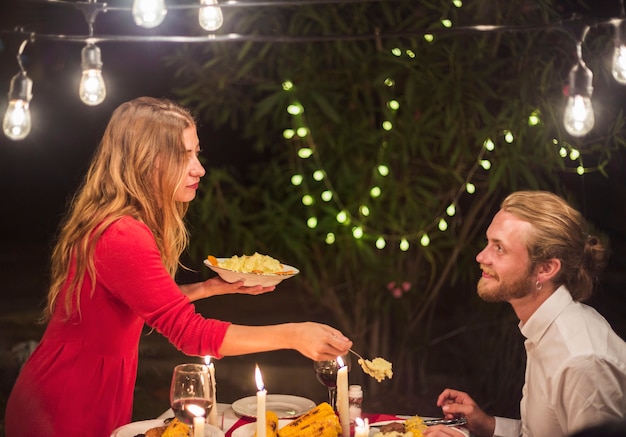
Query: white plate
[
  {"left": 231, "top": 419, "right": 292, "bottom": 437},
  {"left": 369, "top": 418, "right": 469, "bottom": 437},
  {"left": 110, "top": 419, "right": 224, "bottom": 437},
  {"left": 204, "top": 258, "right": 299, "bottom": 287},
  {"left": 231, "top": 394, "right": 315, "bottom": 419}
]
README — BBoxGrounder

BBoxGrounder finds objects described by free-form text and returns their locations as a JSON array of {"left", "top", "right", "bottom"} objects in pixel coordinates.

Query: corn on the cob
[
  {"left": 254, "top": 411, "right": 280, "bottom": 437},
  {"left": 277, "top": 402, "right": 339, "bottom": 437},
  {"left": 161, "top": 418, "right": 191, "bottom": 437}
]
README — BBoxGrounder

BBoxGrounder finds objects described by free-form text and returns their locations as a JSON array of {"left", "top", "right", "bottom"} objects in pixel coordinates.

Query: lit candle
[
  {"left": 186, "top": 404, "right": 205, "bottom": 437},
  {"left": 335, "top": 356, "right": 350, "bottom": 437},
  {"left": 255, "top": 364, "right": 267, "bottom": 437},
  {"left": 205, "top": 356, "right": 219, "bottom": 427},
  {"left": 354, "top": 417, "right": 370, "bottom": 437}
]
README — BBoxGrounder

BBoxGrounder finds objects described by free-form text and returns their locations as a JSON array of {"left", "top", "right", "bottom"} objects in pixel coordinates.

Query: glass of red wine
[
  {"left": 313, "top": 353, "right": 351, "bottom": 411},
  {"left": 170, "top": 363, "right": 213, "bottom": 433}
]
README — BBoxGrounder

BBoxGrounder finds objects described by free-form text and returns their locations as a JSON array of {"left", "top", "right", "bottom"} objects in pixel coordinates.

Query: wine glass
[
  {"left": 170, "top": 363, "right": 213, "bottom": 433},
  {"left": 313, "top": 353, "right": 351, "bottom": 411}
]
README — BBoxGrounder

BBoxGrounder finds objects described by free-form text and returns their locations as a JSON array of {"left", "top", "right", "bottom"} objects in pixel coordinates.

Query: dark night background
[{"left": 1, "top": 0, "right": 626, "bottom": 434}]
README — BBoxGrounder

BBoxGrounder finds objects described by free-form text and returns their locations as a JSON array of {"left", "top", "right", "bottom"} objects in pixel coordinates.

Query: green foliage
[{"left": 170, "top": 0, "right": 625, "bottom": 401}]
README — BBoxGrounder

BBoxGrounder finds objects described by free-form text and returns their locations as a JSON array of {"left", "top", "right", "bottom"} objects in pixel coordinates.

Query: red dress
[{"left": 4, "top": 217, "right": 230, "bottom": 437}]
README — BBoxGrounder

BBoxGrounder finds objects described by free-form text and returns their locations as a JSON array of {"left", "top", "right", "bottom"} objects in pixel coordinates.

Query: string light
[
  {"left": 563, "top": 26, "right": 595, "bottom": 137},
  {"left": 132, "top": 0, "right": 167, "bottom": 28},
  {"left": 3, "top": 39, "right": 33, "bottom": 141},
  {"left": 79, "top": 43, "right": 106, "bottom": 106},
  {"left": 199, "top": 0, "right": 224, "bottom": 31}
]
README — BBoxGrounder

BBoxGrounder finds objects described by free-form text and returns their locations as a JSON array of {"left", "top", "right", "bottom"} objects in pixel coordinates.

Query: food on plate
[
  {"left": 140, "top": 418, "right": 191, "bottom": 437},
  {"left": 358, "top": 356, "right": 393, "bottom": 382},
  {"left": 276, "top": 402, "right": 340, "bottom": 437},
  {"left": 372, "top": 416, "right": 427, "bottom": 437},
  {"left": 207, "top": 253, "right": 294, "bottom": 275},
  {"left": 254, "top": 411, "right": 280, "bottom": 437}
]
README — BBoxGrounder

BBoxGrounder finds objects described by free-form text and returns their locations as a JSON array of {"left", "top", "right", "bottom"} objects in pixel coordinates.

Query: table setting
[{"left": 111, "top": 254, "right": 469, "bottom": 437}]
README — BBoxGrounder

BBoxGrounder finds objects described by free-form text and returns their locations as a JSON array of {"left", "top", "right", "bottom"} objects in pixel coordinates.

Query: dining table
[{"left": 150, "top": 402, "right": 470, "bottom": 437}]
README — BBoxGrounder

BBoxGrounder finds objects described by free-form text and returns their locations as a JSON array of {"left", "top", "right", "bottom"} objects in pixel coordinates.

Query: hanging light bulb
[
  {"left": 563, "top": 61, "right": 594, "bottom": 137},
  {"left": 79, "top": 44, "right": 106, "bottom": 106},
  {"left": 3, "top": 71, "right": 33, "bottom": 141},
  {"left": 199, "top": 0, "right": 224, "bottom": 31},
  {"left": 612, "top": 22, "right": 626, "bottom": 84},
  {"left": 132, "top": 0, "right": 167, "bottom": 28}
]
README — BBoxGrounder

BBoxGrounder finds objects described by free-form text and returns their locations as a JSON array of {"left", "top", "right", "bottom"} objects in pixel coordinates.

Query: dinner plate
[
  {"left": 230, "top": 419, "right": 292, "bottom": 437},
  {"left": 110, "top": 418, "right": 224, "bottom": 437},
  {"left": 204, "top": 258, "right": 299, "bottom": 287},
  {"left": 231, "top": 394, "right": 315, "bottom": 419},
  {"left": 368, "top": 417, "right": 469, "bottom": 437}
]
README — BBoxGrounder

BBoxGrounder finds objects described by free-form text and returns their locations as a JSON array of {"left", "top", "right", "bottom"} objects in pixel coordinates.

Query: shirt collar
[{"left": 519, "top": 285, "right": 573, "bottom": 343}]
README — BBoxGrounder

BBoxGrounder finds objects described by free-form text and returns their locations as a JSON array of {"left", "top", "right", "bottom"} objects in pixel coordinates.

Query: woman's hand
[
  {"left": 289, "top": 322, "right": 353, "bottom": 361},
  {"left": 180, "top": 277, "right": 275, "bottom": 301},
  {"left": 423, "top": 388, "right": 495, "bottom": 437}
]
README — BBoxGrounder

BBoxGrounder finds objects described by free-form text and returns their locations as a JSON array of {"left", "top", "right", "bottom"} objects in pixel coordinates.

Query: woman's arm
[
  {"left": 219, "top": 322, "right": 352, "bottom": 361},
  {"left": 179, "top": 277, "right": 276, "bottom": 302}
]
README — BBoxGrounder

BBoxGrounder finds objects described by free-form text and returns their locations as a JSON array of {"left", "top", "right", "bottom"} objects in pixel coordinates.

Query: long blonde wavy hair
[{"left": 44, "top": 97, "right": 197, "bottom": 321}]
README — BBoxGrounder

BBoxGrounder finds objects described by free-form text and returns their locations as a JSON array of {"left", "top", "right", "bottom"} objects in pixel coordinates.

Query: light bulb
[
  {"left": 563, "top": 61, "right": 594, "bottom": 137},
  {"left": 612, "top": 44, "right": 626, "bottom": 84},
  {"left": 2, "top": 72, "right": 33, "bottom": 141},
  {"left": 79, "top": 44, "right": 106, "bottom": 106},
  {"left": 132, "top": 0, "right": 167, "bottom": 28},
  {"left": 199, "top": 0, "right": 223, "bottom": 31}
]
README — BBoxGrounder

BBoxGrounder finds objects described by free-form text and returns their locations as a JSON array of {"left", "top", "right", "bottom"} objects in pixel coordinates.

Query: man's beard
[{"left": 477, "top": 267, "right": 535, "bottom": 302}]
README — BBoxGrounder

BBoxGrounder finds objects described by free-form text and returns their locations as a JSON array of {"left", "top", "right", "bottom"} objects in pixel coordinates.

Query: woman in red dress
[{"left": 4, "top": 97, "right": 352, "bottom": 437}]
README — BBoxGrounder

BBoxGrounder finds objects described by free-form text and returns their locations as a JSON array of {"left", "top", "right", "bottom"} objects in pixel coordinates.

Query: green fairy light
[
  {"left": 378, "top": 165, "right": 390, "bottom": 176},
  {"left": 336, "top": 210, "right": 348, "bottom": 223},
  {"left": 480, "top": 159, "right": 491, "bottom": 170},
  {"left": 446, "top": 203, "right": 456, "bottom": 216},
  {"left": 528, "top": 110, "right": 541, "bottom": 126},
  {"left": 283, "top": 129, "right": 295, "bottom": 139},
  {"left": 325, "top": 233, "right": 336, "bottom": 244},
  {"left": 466, "top": 182, "right": 476, "bottom": 194},
  {"left": 375, "top": 237, "right": 386, "bottom": 249},
  {"left": 307, "top": 217, "right": 318, "bottom": 228},
  {"left": 504, "top": 130, "right": 514, "bottom": 143},
  {"left": 387, "top": 100, "right": 400, "bottom": 110},
  {"left": 441, "top": 19, "right": 453, "bottom": 28},
  {"left": 452, "top": 0, "right": 462, "bottom": 7},
  {"left": 313, "top": 170, "right": 324, "bottom": 181},
  {"left": 287, "top": 103, "right": 303, "bottom": 115},
  {"left": 360, "top": 205, "right": 370, "bottom": 216},
  {"left": 400, "top": 238, "right": 410, "bottom": 251},
  {"left": 298, "top": 147, "right": 313, "bottom": 158},
  {"left": 559, "top": 147, "right": 568, "bottom": 158},
  {"left": 391, "top": 48, "right": 402, "bottom": 56},
  {"left": 406, "top": 50, "right": 416, "bottom": 58},
  {"left": 577, "top": 165, "right": 585, "bottom": 175},
  {"left": 382, "top": 121, "right": 393, "bottom": 131},
  {"left": 321, "top": 190, "right": 333, "bottom": 202},
  {"left": 370, "top": 186, "right": 382, "bottom": 198},
  {"left": 302, "top": 194, "right": 314, "bottom": 205},
  {"left": 291, "top": 174, "right": 303, "bottom": 186},
  {"left": 384, "top": 78, "right": 395, "bottom": 87},
  {"left": 282, "top": 80, "right": 294, "bottom": 91},
  {"left": 352, "top": 226, "right": 364, "bottom": 239},
  {"left": 570, "top": 149, "right": 580, "bottom": 160},
  {"left": 420, "top": 233, "right": 430, "bottom": 246},
  {"left": 483, "top": 138, "right": 495, "bottom": 151},
  {"left": 438, "top": 218, "right": 448, "bottom": 231},
  {"left": 296, "top": 127, "right": 308, "bottom": 137},
  {"left": 424, "top": 34, "right": 434, "bottom": 42}
]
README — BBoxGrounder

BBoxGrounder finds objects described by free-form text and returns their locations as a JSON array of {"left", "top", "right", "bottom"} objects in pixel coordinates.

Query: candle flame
[
  {"left": 205, "top": 355, "right": 212, "bottom": 366},
  {"left": 186, "top": 403, "right": 206, "bottom": 417},
  {"left": 337, "top": 356, "right": 344, "bottom": 367},
  {"left": 255, "top": 364, "right": 265, "bottom": 391},
  {"left": 355, "top": 417, "right": 364, "bottom": 426}
]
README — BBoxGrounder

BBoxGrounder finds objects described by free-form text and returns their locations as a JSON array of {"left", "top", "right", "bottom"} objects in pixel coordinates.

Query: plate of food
[
  {"left": 110, "top": 418, "right": 224, "bottom": 437},
  {"left": 230, "top": 419, "right": 292, "bottom": 437},
  {"left": 369, "top": 416, "right": 468, "bottom": 436},
  {"left": 204, "top": 253, "right": 299, "bottom": 287},
  {"left": 231, "top": 394, "right": 315, "bottom": 419}
]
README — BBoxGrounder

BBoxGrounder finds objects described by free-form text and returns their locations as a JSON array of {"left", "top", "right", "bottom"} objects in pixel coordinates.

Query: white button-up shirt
[{"left": 493, "top": 286, "right": 626, "bottom": 437}]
